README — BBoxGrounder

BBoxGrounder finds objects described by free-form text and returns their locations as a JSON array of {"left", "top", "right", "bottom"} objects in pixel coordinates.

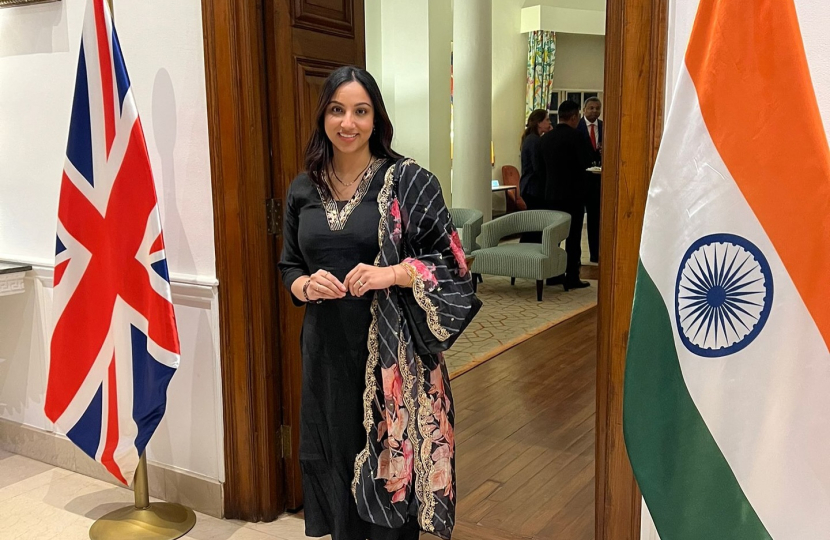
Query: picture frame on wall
[{"left": 0, "top": 0, "right": 60, "bottom": 7}]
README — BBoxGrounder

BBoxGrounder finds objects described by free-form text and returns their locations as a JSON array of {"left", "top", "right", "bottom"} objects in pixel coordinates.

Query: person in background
[
  {"left": 537, "top": 100, "right": 591, "bottom": 290},
  {"left": 519, "top": 109, "right": 552, "bottom": 243},
  {"left": 577, "top": 97, "right": 603, "bottom": 263},
  {"left": 519, "top": 108, "right": 552, "bottom": 210}
]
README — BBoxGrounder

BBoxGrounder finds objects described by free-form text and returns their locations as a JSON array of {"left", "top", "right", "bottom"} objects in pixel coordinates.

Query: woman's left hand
[{"left": 344, "top": 263, "right": 397, "bottom": 297}]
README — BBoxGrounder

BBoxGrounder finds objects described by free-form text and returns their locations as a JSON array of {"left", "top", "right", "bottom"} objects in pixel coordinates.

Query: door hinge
[
  {"left": 280, "top": 424, "right": 292, "bottom": 459},
  {"left": 266, "top": 198, "right": 283, "bottom": 237}
]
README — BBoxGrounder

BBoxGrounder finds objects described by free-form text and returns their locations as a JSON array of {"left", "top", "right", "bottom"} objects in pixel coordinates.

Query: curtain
[{"left": 526, "top": 31, "right": 556, "bottom": 119}]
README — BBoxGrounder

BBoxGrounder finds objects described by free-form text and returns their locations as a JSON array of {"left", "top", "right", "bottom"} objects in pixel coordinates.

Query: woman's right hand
[{"left": 304, "top": 269, "right": 347, "bottom": 301}]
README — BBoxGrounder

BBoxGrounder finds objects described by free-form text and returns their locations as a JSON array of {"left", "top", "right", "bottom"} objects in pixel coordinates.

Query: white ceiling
[{"left": 523, "top": 0, "right": 606, "bottom": 12}]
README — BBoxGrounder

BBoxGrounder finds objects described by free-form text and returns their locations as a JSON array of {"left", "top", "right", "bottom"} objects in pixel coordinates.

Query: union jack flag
[{"left": 45, "top": 0, "right": 180, "bottom": 486}]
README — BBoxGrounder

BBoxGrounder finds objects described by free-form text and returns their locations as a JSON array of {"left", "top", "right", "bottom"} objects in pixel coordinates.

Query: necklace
[{"left": 332, "top": 157, "right": 373, "bottom": 188}]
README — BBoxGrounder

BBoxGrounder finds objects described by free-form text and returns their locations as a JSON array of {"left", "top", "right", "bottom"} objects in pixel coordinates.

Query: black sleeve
[
  {"left": 278, "top": 178, "right": 308, "bottom": 307},
  {"left": 535, "top": 136, "right": 549, "bottom": 198}
]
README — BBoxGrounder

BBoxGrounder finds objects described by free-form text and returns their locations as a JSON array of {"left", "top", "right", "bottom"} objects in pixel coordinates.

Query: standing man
[
  {"left": 577, "top": 97, "right": 603, "bottom": 263},
  {"left": 536, "top": 100, "right": 591, "bottom": 290}
]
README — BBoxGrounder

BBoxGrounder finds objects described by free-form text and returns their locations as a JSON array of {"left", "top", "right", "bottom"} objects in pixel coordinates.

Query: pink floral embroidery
[
  {"left": 449, "top": 231, "right": 468, "bottom": 277},
  {"left": 426, "top": 365, "right": 454, "bottom": 500},
  {"left": 404, "top": 258, "right": 439, "bottom": 291},
  {"left": 377, "top": 365, "right": 412, "bottom": 502},
  {"left": 390, "top": 199, "right": 402, "bottom": 243}
]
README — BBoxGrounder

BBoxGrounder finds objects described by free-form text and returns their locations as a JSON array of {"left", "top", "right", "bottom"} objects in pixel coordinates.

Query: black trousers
[
  {"left": 552, "top": 201, "right": 585, "bottom": 284},
  {"left": 585, "top": 175, "right": 601, "bottom": 262}
]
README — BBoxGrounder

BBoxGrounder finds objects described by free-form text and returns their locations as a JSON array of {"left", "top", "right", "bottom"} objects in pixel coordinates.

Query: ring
[
  {"left": 315, "top": 284, "right": 321, "bottom": 292},
  {"left": 357, "top": 279, "right": 364, "bottom": 288}
]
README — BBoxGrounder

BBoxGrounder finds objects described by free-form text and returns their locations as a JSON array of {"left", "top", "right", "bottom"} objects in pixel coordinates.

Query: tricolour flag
[
  {"left": 45, "top": 0, "right": 180, "bottom": 486},
  {"left": 623, "top": 0, "right": 830, "bottom": 538}
]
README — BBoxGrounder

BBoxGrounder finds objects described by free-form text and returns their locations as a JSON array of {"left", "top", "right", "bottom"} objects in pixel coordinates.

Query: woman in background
[
  {"left": 519, "top": 108, "right": 552, "bottom": 210},
  {"left": 278, "top": 66, "right": 476, "bottom": 540},
  {"left": 519, "top": 108, "right": 552, "bottom": 244}
]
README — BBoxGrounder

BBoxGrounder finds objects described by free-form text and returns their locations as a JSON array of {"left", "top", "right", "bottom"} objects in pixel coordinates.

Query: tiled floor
[{"left": 0, "top": 448, "right": 323, "bottom": 540}]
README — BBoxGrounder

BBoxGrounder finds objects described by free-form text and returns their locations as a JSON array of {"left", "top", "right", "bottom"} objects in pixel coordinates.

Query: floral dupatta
[{"left": 352, "top": 159, "right": 475, "bottom": 539}]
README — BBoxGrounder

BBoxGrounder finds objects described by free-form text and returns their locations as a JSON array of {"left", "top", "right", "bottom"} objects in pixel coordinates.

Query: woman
[
  {"left": 278, "top": 66, "right": 475, "bottom": 540},
  {"left": 519, "top": 108, "right": 552, "bottom": 210}
]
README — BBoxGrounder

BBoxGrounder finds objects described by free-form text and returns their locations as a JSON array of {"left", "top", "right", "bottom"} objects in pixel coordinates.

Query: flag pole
[{"left": 88, "top": 453, "right": 196, "bottom": 540}]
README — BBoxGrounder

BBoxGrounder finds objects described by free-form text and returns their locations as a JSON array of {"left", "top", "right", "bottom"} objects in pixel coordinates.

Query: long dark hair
[
  {"left": 304, "top": 66, "right": 402, "bottom": 197},
  {"left": 520, "top": 109, "right": 549, "bottom": 148}
]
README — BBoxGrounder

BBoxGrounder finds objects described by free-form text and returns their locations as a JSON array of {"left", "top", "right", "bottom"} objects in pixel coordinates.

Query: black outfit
[
  {"left": 278, "top": 161, "right": 419, "bottom": 540},
  {"left": 577, "top": 117, "right": 603, "bottom": 263},
  {"left": 519, "top": 132, "right": 546, "bottom": 243},
  {"left": 536, "top": 123, "right": 592, "bottom": 286},
  {"left": 520, "top": 132, "right": 546, "bottom": 210}
]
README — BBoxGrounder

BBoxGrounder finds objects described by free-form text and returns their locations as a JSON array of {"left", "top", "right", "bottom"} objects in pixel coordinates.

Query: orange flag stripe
[{"left": 686, "top": 0, "right": 830, "bottom": 350}]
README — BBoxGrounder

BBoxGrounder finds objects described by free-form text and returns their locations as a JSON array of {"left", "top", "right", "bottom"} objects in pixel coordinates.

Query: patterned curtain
[{"left": 526, "top": 31, "right": 556, "bottom": 118}]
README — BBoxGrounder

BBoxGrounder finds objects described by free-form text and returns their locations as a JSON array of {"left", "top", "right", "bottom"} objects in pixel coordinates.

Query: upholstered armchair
[{"left": 470, "top": 210, "right": 571, "bottom": 301}]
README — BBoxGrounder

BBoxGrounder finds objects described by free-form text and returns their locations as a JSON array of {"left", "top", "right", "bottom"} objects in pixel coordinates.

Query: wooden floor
[{"left": 449, "top": 307, "right": 597, "bottom": 540}]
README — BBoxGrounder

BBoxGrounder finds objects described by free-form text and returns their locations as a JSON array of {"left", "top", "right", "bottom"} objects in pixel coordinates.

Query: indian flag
[{"left": 624, "top": 0, "right": 830, "bottom": 538}]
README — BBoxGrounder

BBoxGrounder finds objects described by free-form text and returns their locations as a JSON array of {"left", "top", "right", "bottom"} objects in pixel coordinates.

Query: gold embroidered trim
[
  {"left": 412, "top": 277, "right": 451, "bottom": 341},
  {"left": 413, "top": 352, "right": 438, "bottom": 532},
  {"left": 351, "top": 162, "right": 395, "bottom": 497},
  {"left": 318, "top": 158, "right": 387, "bottom": 232},
  {"left": 352, "top": 296, "right": 381, "bottom": 496}
]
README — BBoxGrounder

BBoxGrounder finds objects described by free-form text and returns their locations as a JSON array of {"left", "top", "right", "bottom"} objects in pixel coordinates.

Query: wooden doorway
[
  {"left": 200, "top": 0, "right": 668, "bottom": 535},
  {"left": 263, "top": 0, "right": 366, "bottom": 510}
]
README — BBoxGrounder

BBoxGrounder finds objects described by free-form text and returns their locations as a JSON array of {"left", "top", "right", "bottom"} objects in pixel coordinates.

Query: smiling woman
[{"left": 278, "top": 66, "right": 480, "bottom": 540}]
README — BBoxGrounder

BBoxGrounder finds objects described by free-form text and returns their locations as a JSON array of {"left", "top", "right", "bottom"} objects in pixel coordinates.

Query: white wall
[
  {"left": 551, "top": 32, "right": 605, "bottom": 90},
  {"left": 491, "top": 0, "right": 527, "bottom": 183},
  {"left": 0, "top": 0, "right": 222, "bottom": 482},
  {"left": 365, "top": 0, "right": 453, "bottom": 199}
]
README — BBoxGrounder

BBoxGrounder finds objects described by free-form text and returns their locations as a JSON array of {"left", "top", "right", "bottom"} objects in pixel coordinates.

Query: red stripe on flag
[
  {"left": 93, "top": 0, "right": 116, "bottom": 157},
  {"left": 100, "top": 357, "right": 127, "bottom": 484},
  {"left": 685, "top": 0, "right": 830, "bottom": 350},
  {"left": 54, "top": 260, "right": 70, "bottom": 287},
  {"left": 150, "top": 234, "right": 164, "bottom": 255}
]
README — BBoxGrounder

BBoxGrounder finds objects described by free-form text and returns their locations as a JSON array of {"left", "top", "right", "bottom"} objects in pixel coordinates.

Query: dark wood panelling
[
  {"left": 200, "top": 0, "right": 282, "bottom": 521},
  {"left": 265, "top": 0, "right": 365, "bottom": 509},
  {"left": 294, "top": 59, "right": 343, "bottom": 163},
  {"left": 293, "top": 0, "right": 354, "bottom": 38},
  {"left": 596, "top": 0, "right": 668, "bottom": 538}
]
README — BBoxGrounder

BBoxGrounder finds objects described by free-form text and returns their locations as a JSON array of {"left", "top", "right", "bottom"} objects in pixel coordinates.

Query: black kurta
[{"left": 278, "top": 160, "right": 419, "bottom": 540}]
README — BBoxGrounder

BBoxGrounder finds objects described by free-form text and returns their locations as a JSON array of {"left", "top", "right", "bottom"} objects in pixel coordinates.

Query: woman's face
[
  {"left": 324, "top": 81, "right": 375, "bottom": 158},
  {"left": 537, "top": 116, "right": 552, "bottom": 134}
]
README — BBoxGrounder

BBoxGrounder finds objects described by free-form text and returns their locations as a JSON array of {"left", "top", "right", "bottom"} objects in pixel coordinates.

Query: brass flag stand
[{"left": 88, "top": 454, "right": 196, "bottom": 540}]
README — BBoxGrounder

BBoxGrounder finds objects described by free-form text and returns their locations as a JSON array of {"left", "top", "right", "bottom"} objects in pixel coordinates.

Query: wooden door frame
[
  {"left": 201, "top": 0, "right": 283, "bottom": 521},
  {"left": 200, "top": 0, "right": 670, "bottom": 531},
  {"left": 596, "top": 0, "right": 668, "bottom": 538}
]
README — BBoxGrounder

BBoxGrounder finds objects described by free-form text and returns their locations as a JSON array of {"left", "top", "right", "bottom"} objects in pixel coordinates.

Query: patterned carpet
[{"left": 445, "top": 274, "right": 598, "bottom": 379}]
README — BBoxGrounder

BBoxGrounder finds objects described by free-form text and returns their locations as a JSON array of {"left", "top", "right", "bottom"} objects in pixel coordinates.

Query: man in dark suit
[
  {"left": 577, "top": 97, "right": 603, "bottom": 263},
  {"left": 535, "top": 100, "right": 591, "bottom": 290}
]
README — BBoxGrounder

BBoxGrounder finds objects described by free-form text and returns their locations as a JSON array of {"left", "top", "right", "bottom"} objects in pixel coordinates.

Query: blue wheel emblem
[{"left": 675, "top": 233, "right": 773, "bottom": 358}]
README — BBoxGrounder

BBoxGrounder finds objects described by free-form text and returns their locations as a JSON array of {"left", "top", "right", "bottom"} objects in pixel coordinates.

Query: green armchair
[
  {"left": 470, "top": 210, "right": 571, "bottom": 301},
  {"left": 449, "top": 208, "right": 483, "bottom": 254}
]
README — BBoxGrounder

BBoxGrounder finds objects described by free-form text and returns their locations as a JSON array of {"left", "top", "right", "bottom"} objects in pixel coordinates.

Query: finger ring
[
  {"left": 315, "top": 284, "right": 321, "bottom": 292},
  {"left": 357, "top": 279, "right": 364, "bottom": 287}
]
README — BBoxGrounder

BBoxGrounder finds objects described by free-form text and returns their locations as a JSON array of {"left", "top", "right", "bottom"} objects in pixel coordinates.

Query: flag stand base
[{"left": 88, "top": 454, "right": 196, "bottom": 540}]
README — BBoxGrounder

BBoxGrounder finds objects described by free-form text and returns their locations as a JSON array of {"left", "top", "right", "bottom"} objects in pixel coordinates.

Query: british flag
[{"left": 45, "top": 0, "right": 180, "bottom": 486}]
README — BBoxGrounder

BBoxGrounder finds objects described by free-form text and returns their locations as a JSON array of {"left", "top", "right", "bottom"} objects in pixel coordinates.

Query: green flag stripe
[{"left": 624, "top": 260, "right": 771, "bottom": 540}]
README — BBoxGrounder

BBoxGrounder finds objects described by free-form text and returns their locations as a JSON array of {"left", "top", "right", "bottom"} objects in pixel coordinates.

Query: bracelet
[
  {"left": 301, "top": 278, "right": 322, "bottom": 304},
  {"left": 399, "top": 262, "right": 417, "bottom": 288}
]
